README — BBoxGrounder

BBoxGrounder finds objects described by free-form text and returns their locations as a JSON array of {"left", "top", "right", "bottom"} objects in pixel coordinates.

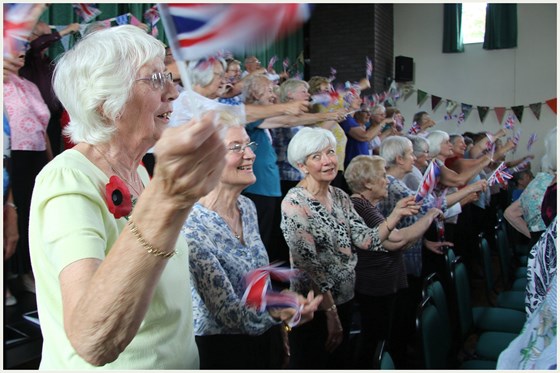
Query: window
[{"left": 462, "top": 3, "right": 487, "bottom": 44}]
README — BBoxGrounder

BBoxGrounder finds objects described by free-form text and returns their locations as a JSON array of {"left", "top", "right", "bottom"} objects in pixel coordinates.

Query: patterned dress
[
  {"left": 182, "top": 195, "right": 278, "bottom": 336},
  {"left": 280, "top": 185, "right": 385, "bottom": 305}
]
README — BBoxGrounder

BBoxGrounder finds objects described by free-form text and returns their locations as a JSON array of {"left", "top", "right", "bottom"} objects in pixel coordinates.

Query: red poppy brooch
[{"left": 105, "top": 176, "right": 133, "bottom": 219}]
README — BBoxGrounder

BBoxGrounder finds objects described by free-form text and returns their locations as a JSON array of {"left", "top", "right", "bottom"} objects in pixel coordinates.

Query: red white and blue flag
[
  {"left": 527, "top": 132, "right": 537, "bottom": 151},
  {"left": 3, "top": 3, "right": 43, "bottom": 57},
  {"left": 487, "top": 162, "right": 513, "bottom": 186},
  {"left": 408, "top": 121, "right": 422, "bottom": 135},
  {"left": 72, "top": 3, "right": 101, "bottom": 23},
  {"left": 283, "top": 57, "right": 290, "bottom": 72},
  {"left": 415, "top": 160, "right": 441, "bottom": 203},
  {"left": 267, "top": 55, "right": 278, "bottom": 71},
  {"left": 241, "top": 263, "right": 302, "bottom": 328},
  {"left": 159, "top": 3, "right": 312, "bottom": 61},
  {"left": 503, "top": 113, "right": 516, "bottom": 130}
]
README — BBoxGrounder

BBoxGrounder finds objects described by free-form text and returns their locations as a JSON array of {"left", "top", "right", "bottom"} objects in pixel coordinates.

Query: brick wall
[{"left": 306, "top": 4, "right": 394, "bottom": 95}]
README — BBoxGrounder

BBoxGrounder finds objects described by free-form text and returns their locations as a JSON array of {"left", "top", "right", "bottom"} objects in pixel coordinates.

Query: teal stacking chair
[
  {"left": 495, "top": 227, "right": 527, "bottom": 291},
  {"left": 478, "top": 234, "right": 526, "bottom": 312},
  {"left": 374, "top": 340, "right": 395, "bottom": 370},
  {"left": 450, "top": 257, "right": 520, "bottom": 361},
  {"left": 416, "top": 295, "right": 497, "bottom": 369}
]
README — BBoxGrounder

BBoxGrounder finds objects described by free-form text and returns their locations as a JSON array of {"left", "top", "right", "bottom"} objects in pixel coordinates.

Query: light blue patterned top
[
  {"left": 520, "top": 172, "right": 555, "bottom": 232},
  {"left": 182, "top": 195, "right": 279, "bottom": 336}
]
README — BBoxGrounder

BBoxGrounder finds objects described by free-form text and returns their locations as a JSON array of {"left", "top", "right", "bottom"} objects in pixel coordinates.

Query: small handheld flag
[{"left": 415, "top": 160, "right": 441, "bottom": 203}]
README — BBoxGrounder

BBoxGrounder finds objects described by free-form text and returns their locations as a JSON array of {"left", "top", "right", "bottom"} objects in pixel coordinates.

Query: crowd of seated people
[{"left": 6, "top": 21, "right": 556, "bottom": 370}]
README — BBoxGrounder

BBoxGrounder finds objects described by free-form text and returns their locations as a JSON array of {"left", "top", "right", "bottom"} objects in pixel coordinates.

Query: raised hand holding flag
[
  {"left": 72, "top": 3, "right": 102, "bottom": 23},
  {"left": 503, "top": 113, "right": 516, "bottom": 130},
  {"left": 415, "top": 160, "right": 441, "bottom": 203},
  {"left": 487, "top": 162, "right": 513, "bottom": 187}
]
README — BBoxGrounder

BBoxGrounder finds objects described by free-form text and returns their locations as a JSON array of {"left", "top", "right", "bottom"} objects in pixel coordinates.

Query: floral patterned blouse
[
  {"left": 182, "top": 195, "right": 278, "bottom": 336},
  {"left": 378, "top": 175, "right": 447, "bottom": 277},
  {"left": 520, "top": 172, "right": 555, "bottom": 232},
  {"left": 280, "top": 186, "right": 385, "bottom": 305}
]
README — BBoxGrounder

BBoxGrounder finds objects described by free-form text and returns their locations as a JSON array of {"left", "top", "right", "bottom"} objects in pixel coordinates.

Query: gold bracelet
[
  {"left": 128, "top": 218, "right": 176, "bottom": 259},
  {"left": 283, "top": 322, "right": 292, "bottom": 333}
]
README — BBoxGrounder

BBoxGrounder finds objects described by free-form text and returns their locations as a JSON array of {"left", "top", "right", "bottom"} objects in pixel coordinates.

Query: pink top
[{"left": 4, "top": 74, "right": 50, "bottom": 151}]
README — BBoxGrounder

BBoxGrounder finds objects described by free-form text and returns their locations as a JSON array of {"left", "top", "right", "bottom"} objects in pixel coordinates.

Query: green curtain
[
  {"left": 442, "top": 3, "right": 464, "bottom": 53},
  {"left": 483, "top": 3, "right": 517, "bottom": 50},
  {"left": 37, "top": 3, "right": 304, "bottom": 74}
]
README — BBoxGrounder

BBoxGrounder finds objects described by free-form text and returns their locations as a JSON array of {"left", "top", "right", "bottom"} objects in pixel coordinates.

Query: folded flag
[
  {"left": 487, "top": 162, "right": 513, "bottom": 186},
  {"left": 159, "top": 3, "right": 312, "bottom": 61},
  {"left": 241, "top": 263, "right": 302, "bottom": 328},
  {"left": 415, "top": 160, "right": 441, "bottom": 203}
]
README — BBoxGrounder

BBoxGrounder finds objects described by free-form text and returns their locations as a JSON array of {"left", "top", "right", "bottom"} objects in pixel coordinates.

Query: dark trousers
[
  {"left": 243, "top": 192, "right": 280, "bottom": 261},
  {"left": 195, "top": 325, "right": 283, "bottom": 369},
  {"left": 9, "top": 150, "right": 48, "bottom": 274},
  {"left": 390, "top": 275, "right": 423, "bottom": 369},
  {"left": 355, "top": 292, "right": 397, "bottom": 369},
  {"left": 288, "top": 299, "right": 354, "bottom": 369}
]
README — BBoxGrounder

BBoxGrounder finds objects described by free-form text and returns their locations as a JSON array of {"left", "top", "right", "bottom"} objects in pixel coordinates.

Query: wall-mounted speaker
[{"left": 395, "top": 56, "right": 413, "bottom": 82}]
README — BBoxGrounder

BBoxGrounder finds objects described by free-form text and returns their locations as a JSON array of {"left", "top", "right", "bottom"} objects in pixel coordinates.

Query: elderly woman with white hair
[
  {"left": 505, "top": 127, "right": 557, "bottom": 247},
  {"left": 28, "top": 25, "right": 227, "bottom": 369},
  {"left": 280, "top": 127, "right": 388, "bottom": 369}
]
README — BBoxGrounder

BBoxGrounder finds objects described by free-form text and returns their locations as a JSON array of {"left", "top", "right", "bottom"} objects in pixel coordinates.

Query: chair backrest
[
  {"left": 374, "top": 340, "right": 395, "bottom": 370},
  {"left": 449, "top": 257, "right": 474, "bottom": 341},
  {"left": 478, "top": 233, "right": 497, "bottom": 304},
  {"left": 416, "top": 296, "right": 452, "bottom": 369},
  {"left": 423, "top": 273, "right": 451, "bottom": 330}
]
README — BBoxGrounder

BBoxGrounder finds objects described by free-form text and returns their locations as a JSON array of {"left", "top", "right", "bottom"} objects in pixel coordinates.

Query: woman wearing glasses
[
  {"left": 182, "top": 113, "right": 322, "bottom": 369},
  {"left": 28, "top": 26, "right": 227, "bottom": 369}
]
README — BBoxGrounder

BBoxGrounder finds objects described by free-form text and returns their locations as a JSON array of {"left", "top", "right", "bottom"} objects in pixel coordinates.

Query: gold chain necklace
[{"left": 92, "top": 146, "right": 143, "bottom": 196}]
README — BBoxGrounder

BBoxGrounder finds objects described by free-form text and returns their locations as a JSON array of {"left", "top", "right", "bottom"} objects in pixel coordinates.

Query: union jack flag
[
  {"left": 283, "top": 57, "right": 290, "bottom": 72},
  {"left": 159, "top": 3, "right": 312, "bottom": 61},
  {"left": 408, "top": 121, "right": 422, "bottom": 135},
  {"left": 365, "top": 56, "right": 373, "bottom": 79},
  {"left": 3, "top": 3, "right": 42, "bottom": 56},
  {"left": 267, "top": 55, "right": 278, "bottom": 71},
  {"left": 503, "top": 113, "right": 516, "bottom": 130},
  {"left": 72, "top": 3, "right": 101, "bottom": 23},
  {"left": 415, "top": 160, "right": 441, "bottom": 203},
  {"left": 487, "top": 162, "right": 513, "bottom": 186},
  {"left": 241, "top": 263, "right": 302, "bottom": 328}
]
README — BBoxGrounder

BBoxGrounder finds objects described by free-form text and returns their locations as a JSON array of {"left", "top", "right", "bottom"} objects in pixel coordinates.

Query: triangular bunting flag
[
  {"left": 417, "top": 90, "right": 428, "bottom": 106},
  {"left": 546, "top": 98, "right": 557, "bottom": 114},
  {"left": 446, "top": 100, "right": 458, "bottom": 115},
  {"left": 115, "top": 14, "right": 128, "bottom": 26},
  {"left": 477, "top": 106, "right": 489, "bottom": 123},
  {"left": 461, "top": 103, "right": 473, "bottom": 121},
  {"left": 431, "top": 95, "right": 442, "bottom": 111},
  {"left": 402, "top": 85, "right": 413, "bottom": 100},
  {"left": 529, "top": 103, "right": 542, "bottom": 120},
  {"left": 494, "top": 107, "right": 506, "bottom": 125},
  {"left": 511, "top": 105, "right": 524, "bottom": 123}
]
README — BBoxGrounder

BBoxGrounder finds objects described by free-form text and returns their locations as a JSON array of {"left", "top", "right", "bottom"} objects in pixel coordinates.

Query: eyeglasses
[
  {"left": 213, "top": 72, "right": 225, "bottom": 79},
  {"left": 135, "top": 72, "right": 173, "bottom": 90},
  {"left": 228, "top": 141, "right": 257, "bottom": 154}
]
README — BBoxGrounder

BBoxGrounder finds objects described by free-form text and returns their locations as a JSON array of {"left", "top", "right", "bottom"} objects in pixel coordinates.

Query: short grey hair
[
  {"left": 287, "top": 127, "right": 337, "bottom": 169},
  {"left": 371, "top": 104, "right": 386, "bottom": 115},
  {"left": 426, "top": 130, "right": 450, "bottom": 158},
  {"left": 54, "top": 25, "right": 166, "bottom": 145},
  {"left": 345, "top": 155, "right": 386, "bottom": 194},
  {"left": 449, "top": 133, "right": 463, "bottom": 145},
  {"left": 187, "top": 57, "right": 226, "bottom": 88},
  {"left": 242, "top": 74, "right": 272, "bottom": 104},
  {"left": 278, "top": 79, "right": 309, "bottom": 103},
  {"left": 541, "top": 127, "right": 557, "bottom": 173},
  {"left": 380, "top": 136, "right": 412, "bottom": 168},
  {"left": 406, "top": 135, "right": 429, "bottom": 158}
]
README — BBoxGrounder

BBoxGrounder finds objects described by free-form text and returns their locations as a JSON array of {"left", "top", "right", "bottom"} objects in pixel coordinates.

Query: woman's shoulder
[{"left": 36, "top": 149, "right": 104, "bottom": 187}]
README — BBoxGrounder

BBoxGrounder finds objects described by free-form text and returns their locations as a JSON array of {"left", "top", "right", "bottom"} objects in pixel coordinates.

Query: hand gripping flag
[
  {"left": 72, "top": 3, "right": 101, "bottom": 23},
  {"left": 159, "top": 4, "right": 312, "bottom": 62},
  {"left": 415, "top": 160, "right": 441, "bottom": 203},
  {"left": 241, "top": 263, "right": 303, "bottom": 328},
  {"left": 487, "top": 162, "right": 513, "bottom": 187},
  {"left": 408, "top": 121, "right": 422, "bottom": 135}
]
